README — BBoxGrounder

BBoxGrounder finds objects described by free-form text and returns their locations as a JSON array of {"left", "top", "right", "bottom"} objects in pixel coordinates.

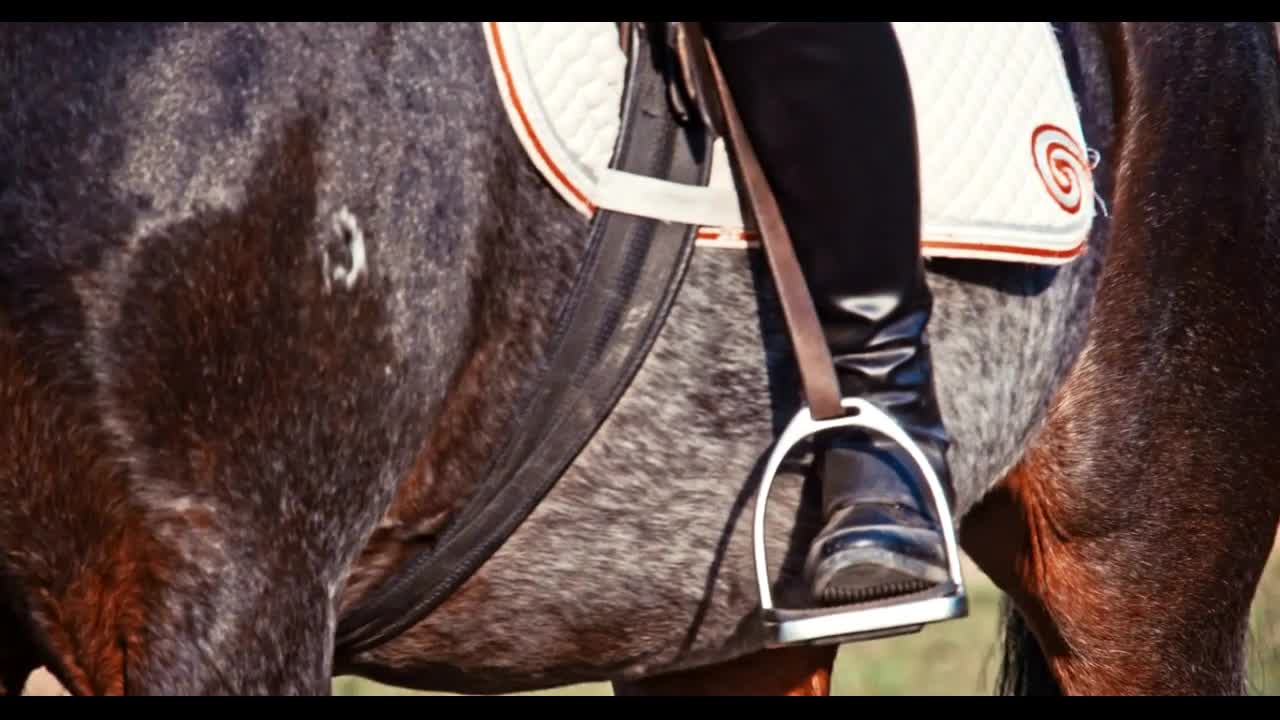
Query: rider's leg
[{"left": 704, "top": 22, "right": 954, "bottom": 605}]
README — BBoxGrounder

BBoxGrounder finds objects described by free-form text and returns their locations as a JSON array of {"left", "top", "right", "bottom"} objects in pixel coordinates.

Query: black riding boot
[{"left": 705, "top": 22, "right": 955, "bottom": 606}]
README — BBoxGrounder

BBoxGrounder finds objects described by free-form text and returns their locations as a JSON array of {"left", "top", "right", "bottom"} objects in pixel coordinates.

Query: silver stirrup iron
[{"left": 752, "top": 397, "right": 968, "bottom": 648}]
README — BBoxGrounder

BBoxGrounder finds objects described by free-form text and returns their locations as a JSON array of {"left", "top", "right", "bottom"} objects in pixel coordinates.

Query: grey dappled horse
[{"left": 0, "top": 22, "right": 1278, "bottom": 695}]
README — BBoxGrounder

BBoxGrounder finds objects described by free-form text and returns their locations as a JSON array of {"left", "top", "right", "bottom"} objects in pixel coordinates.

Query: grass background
[{"left": 331, "top": 542, "right": 1280, "bottom": 696}]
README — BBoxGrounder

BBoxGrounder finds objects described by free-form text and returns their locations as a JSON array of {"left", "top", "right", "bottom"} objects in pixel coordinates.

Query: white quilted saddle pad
[{"left": 484, "top": 21, "right": 1097, "bottom": 265}]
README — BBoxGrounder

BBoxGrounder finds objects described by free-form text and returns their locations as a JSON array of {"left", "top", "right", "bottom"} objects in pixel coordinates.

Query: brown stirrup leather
[
  {"left": 675, "top": 22, "right": 845, "bottom": 421},
  {"left": 661, "top": 24, "right": 967, "bottom": 650}
]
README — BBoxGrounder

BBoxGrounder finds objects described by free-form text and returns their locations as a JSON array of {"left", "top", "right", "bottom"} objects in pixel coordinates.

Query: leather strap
[
  {"left": 333, "top": 22, "right": 711, "bottom": 661},
  {"left": 617, "top": 21, "right": 633, "bottom": 57},
  {"left": 684, "top": 23, "right": 845, "bottom": 421}
]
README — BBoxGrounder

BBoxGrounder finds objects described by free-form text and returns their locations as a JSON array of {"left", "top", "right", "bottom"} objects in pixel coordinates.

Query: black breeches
[{"left": 701, "top": 22, "right": 928, "bottom": 351}]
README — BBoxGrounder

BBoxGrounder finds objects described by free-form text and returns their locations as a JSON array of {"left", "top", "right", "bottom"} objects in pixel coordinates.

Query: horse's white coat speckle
[{"left": 329, "top": 207, "right": 367, "bottom": 291}]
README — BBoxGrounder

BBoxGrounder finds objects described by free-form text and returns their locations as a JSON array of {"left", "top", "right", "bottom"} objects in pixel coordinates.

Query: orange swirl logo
[{"left": 1031, "top": 124, "right": 1089, "bottom": 214}]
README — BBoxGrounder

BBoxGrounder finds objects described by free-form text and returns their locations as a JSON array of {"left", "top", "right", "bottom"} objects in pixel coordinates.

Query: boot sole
[{"left": 812, "top": 546, "right": 950, "bottom": 606}]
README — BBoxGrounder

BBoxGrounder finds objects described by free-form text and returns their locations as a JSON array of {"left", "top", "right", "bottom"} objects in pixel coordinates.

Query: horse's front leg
[
  {"left": 128, "top": 548, "right": 338, "bottom": 695},
  {"left": 13, "top": 515, "right": 345, "bottom": 695},
  {"left": 50, "top": 116, "right": 438, "bottom": 694}
]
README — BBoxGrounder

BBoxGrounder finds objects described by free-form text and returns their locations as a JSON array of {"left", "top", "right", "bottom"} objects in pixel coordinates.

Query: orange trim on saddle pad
[
  {"left": 484, "top": 21, "right": 597, "bottom": 216},
  {"left": 694, "top": 228, "right": 1090, "bottom": 261}
]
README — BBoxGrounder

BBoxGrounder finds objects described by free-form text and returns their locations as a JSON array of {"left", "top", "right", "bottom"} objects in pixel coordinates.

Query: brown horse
[{"left": 0, "top": 21, "right": 1278, "bottom": 696}]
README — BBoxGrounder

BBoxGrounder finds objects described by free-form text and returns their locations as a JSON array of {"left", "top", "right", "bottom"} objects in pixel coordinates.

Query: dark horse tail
[
  {"left": 994, "top": 21, "right": 1280, "bottom": 696},
  {"left": 996, "top": 598, "right": 1060, "bottom": 696}
]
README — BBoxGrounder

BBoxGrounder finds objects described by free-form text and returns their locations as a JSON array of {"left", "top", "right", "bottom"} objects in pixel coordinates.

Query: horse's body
[{"left": 0, "top": 21, "right": 1277, "bottom": 695}]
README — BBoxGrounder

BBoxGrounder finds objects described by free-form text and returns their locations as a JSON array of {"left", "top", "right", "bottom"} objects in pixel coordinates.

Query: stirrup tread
[
  {"left": 820, "top": 578, "right": 935, "bottom": 606},
  {"left": 761, "top": 582, "right": 967, "bottom": 647}
]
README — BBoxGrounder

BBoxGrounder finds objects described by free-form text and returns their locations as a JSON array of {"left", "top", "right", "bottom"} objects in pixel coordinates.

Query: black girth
[{"left": 333, "top": 24, "right": 716, "bottom": 661}]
